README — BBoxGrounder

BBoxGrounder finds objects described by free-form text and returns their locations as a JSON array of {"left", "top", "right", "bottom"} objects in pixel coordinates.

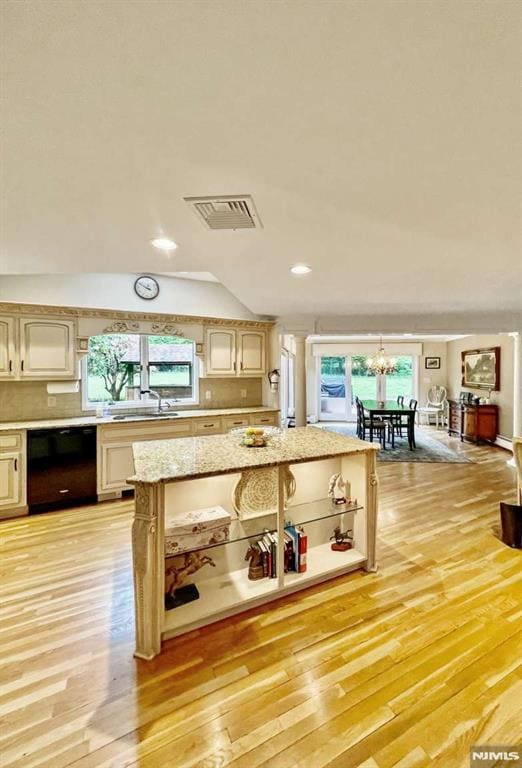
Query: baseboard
[
  {"left": 495, "top": 435, "right": 512, "bottom": 451},
  {"left": 0, "top": 505, "right": 29, "bottom": 521}
]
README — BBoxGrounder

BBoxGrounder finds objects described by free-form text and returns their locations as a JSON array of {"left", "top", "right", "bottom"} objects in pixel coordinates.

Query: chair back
[
  {"left": 409, "top": 399, "right": 418, "bottom": 411},
  {"left": 397, "top": 395, "right": 404, "bottom": 406},
  {"left": 513, "top": 437, "right": 522, "bottom": 505},
  {"left": 427, "top": 385, "right": 446, "bottom": 407}
]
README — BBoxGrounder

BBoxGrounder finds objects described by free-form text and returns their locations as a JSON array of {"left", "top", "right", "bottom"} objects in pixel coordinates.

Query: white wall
[
  {"left": 447, "top": 334, "right": 514, "bottom": 440},
  {"left": 419, "top": 341, "right": 448, "bottom": 406},
  {"left": 0, "top": 273, "right": 259, "bottom": 321}
]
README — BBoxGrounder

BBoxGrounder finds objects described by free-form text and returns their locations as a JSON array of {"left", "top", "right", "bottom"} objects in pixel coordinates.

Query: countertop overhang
[{"left": 129, "top": 426, "right": 379, "bottom": 485}]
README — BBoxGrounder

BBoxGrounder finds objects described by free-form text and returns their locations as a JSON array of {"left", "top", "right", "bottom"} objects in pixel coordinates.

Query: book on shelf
[
  {"left": 297, "top": 526, "right": 307, "bottom": 573},
  {"left": 253, "top": 525, "right": 307, "bottom": 579}
]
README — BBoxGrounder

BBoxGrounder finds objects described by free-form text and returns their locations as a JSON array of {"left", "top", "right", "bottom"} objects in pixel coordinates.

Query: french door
[{"left": 319, "top": 355, "right": 415, "bottom": 422}]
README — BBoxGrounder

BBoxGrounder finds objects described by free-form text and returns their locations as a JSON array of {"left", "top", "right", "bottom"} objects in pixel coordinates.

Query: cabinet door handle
[
  {"left": 240, "top": 360, "right": 243, "bottom": 370},
  {"left": 233, "top": 361, "right": 236, "bottom": 371},
  {"left": 14, "top": 458, "right": 18, "bottom": 471},
  {"left": 20, "top": 360, "right": 24, "bottom": 372},
  {"left": 8, "top": 360, "right": 12, "bottom": 372}
]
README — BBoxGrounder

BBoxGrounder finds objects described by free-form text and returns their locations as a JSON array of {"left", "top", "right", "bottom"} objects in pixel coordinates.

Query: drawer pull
[
  {"left": 232, "top": 421, "right": 243, "bottom": 425},
  {"left": 203, "top": 423, "right": 215, "bottom": 428}
]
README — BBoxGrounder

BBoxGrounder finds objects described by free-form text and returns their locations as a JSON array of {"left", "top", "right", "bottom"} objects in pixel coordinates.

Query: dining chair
[
  {"left": 513, "top": 437, "right": 522, "bottom": 504},
  {"left": 417, "top": 385, "right": 447, "bottom": 428},
  {"left": 356, "top": 399, "right": 387, "bottom": 448},
  {"left": 390, "top": 398, "right": 416, "bottom": 445}
]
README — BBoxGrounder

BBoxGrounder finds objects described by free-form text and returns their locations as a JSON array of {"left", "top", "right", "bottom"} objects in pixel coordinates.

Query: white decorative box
[{"left": 164, "top": 506, "right": 231, "bottom": 556}]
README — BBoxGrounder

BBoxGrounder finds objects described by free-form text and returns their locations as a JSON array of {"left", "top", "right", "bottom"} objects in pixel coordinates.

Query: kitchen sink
[{"left": 112, "top": 413, "right": 179, "bottom": 421}]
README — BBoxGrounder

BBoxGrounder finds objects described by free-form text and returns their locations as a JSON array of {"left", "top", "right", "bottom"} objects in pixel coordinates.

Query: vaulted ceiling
[{"left": 2, "top": 1, "right": 521, "bottom": 329}]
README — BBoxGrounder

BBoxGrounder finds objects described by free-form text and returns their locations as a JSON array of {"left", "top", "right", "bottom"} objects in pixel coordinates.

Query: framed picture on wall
[
  {"left": 461, "top": 347, "right": 500, "bottom": 390},
  {"left": 425, "top": 357, "right": 440, "bottom": 370}
]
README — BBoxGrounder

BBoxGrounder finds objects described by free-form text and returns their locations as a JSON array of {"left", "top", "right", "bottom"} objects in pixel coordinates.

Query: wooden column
[
  {"left": 132, "top": 481, "right": 165, "bottom": 660},
  {"left": 294, "top": 335, "right": 307, "bottom": 427}
]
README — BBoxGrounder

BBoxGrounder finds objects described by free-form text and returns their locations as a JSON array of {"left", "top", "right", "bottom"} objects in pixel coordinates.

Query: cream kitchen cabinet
[
  {"left": 0, "top": 317, "right": 16, "bottom": 379},
  {"left": 205, "top": 329, "right": 237, "bottom": 375},
  {"left": 19, "top": 318, "right": 77, "bottom": 379},
  {"left": 0, "top": 431, "right": 26, "bottom": 517},
  {"left": 97, "top": 419, "right": 195, "bottom": 495},
  {"left": 0, "top": 316, "right": 77, "bottom": 380},
  {"left": 237, "top": 330, "right": 265, "bottom": 376},
  {"left": 97, "top": 410, "right": 279, "bottom": 497},
  {"left": 205, "top": 328, "right": 266, "bottom": 377}
]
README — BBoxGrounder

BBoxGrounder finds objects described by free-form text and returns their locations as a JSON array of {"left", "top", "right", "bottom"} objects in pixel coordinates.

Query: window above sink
[{"left": 82, "top": 333, "right": 198, "bottom": 412}]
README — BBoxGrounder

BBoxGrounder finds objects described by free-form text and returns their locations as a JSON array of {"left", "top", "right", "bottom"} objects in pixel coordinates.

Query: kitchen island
[{"left": 129, "top": 426, "right": 379, "bottom": 660}]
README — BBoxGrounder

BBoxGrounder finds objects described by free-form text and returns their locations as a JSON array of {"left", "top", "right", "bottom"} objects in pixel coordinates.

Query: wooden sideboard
[{"left": 447, "top": 400, "right": 498, "bottom": 444}]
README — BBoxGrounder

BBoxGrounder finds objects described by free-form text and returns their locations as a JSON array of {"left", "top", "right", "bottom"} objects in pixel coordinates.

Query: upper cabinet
[
  {"left": 0, "top": 316, "right": 78, "bottom": 381},
  {"left": 205, "top": 327, "right": 266, "bottom": 377},
  {"left": 0, "top": 317, "right": 16, "bottom": 379},
  {"left": 237, "top": 330, "right": 265, "bottom": 375},
  {"left": 19, "top": 319, "right": 76, "bottom": 379},
  {"left": 205, "top": 329, "right": 237, "bottom": 375}
]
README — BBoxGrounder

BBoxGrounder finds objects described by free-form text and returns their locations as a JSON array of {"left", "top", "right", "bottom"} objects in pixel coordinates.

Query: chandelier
[{"left": 366, "top": 336, "right": 397, "bottom": 375}]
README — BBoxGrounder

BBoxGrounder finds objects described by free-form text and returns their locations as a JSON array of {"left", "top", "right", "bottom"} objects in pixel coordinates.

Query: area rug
[{"left": 320, "top": 424, "right": 471, "bottom": 463}]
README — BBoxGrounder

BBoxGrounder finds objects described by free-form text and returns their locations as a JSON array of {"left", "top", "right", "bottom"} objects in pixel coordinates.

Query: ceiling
[{"left": 2, "top": 1, "right": 521, "bottom": 328}]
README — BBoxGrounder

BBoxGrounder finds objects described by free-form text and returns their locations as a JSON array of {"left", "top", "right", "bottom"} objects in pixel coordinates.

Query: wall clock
[{"left": 134, "top": 275, "right": 160, "bottom": 300}]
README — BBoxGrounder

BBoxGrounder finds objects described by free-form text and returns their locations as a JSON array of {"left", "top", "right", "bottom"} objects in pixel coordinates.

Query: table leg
[{"left": 369, "top": 416, "right": 374, "bottom": 443}]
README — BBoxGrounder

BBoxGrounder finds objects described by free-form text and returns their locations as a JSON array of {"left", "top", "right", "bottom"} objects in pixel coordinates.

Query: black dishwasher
[{"left": 28, "top": 427, "right": 97, "bottom": 513}]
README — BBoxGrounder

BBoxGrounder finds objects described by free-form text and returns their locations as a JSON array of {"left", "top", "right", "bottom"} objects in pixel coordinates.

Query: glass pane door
[
  {"left": 384, "top": 356, "right": 414, "bottom": 401},
  {"left": 319, "top": 356, "right": 347, "bottom": 420},
  {"left": 350, "top": 356, "right": 378, "bottom": 418}
]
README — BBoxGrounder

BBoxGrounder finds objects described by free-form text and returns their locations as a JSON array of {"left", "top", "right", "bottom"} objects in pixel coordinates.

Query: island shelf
[{"left": 129, "top": 426, "right": 379, "bottom": 660}]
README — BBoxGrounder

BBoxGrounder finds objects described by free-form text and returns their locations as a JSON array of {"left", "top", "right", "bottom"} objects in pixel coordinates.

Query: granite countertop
[
  {"left": 0, "top": 406, "right": 279, "bottom": 433},
  {"left": 129, "top": 426, "right": 378, "bottom": 485}
]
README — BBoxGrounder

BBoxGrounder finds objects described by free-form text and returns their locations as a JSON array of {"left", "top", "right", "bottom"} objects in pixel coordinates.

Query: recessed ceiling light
[
  {"left": 290, "top": 264, "right": 312, "bottom": 275},
  {"left": 151, "top": 237, "right": 178, "bottom": 252}
]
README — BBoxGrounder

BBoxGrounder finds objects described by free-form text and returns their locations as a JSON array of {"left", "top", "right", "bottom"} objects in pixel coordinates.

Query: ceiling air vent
[{"left": 184, "top": 195, "right": 263, "bottom": 230}]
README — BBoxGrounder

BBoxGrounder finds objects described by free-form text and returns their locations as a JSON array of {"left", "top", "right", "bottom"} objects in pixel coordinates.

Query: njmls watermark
[{"left": 470, "top": 745, "right": 522, "bottom": 767}]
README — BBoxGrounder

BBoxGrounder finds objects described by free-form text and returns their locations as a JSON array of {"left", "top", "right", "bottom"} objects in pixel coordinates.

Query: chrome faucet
[{"left": 140, "top": 389, "right": 170, "bottom": 414}]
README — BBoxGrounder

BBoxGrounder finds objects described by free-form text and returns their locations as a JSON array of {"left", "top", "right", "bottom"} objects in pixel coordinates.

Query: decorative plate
[{"left": 232, "top": 465, "right": 296, "bottom": 520}]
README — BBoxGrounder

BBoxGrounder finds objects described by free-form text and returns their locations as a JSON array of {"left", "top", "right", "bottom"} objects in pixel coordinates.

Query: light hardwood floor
[{"left": 0, "top": 430, "right": 520, "bottom": 768}]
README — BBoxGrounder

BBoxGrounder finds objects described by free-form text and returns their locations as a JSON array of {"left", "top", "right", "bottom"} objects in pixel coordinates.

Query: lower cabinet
[
  {"left": 97, "top": 411, "right": 279, "bottom": 496},
  {"left": 0, "top": 431, "right": 26, "bottom": 516},
  {"left": 100, "top": 443, "right": 136, "bottom": 493}
]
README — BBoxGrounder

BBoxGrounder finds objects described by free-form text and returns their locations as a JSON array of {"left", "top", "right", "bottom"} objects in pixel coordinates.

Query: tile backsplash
[{"left": 0, "top": 377, "right": 263, "bottom": 423}]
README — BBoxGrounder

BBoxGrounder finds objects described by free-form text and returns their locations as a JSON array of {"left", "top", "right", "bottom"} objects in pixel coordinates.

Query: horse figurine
[
  {"left": 328, "top": 473, "right": 348, "bottom": 505},
  {"left": 330, "top": 525, "right": 354, "bottom": 551},
  {"left": 165, "top": 551, "right": 216, "bottom": 598},
  {"left": 245, "top": 544, "right": 264, "bottom": 580}
]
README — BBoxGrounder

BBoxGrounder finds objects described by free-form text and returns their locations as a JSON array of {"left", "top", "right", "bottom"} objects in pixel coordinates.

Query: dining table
[{"left": 361, "top": 399, "right": 416, "bottom": 450}]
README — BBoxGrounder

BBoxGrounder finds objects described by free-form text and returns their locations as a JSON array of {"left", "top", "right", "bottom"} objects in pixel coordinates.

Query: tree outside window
[{"left": 85, "top": 334, "right": 196, "bottom": 405}]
